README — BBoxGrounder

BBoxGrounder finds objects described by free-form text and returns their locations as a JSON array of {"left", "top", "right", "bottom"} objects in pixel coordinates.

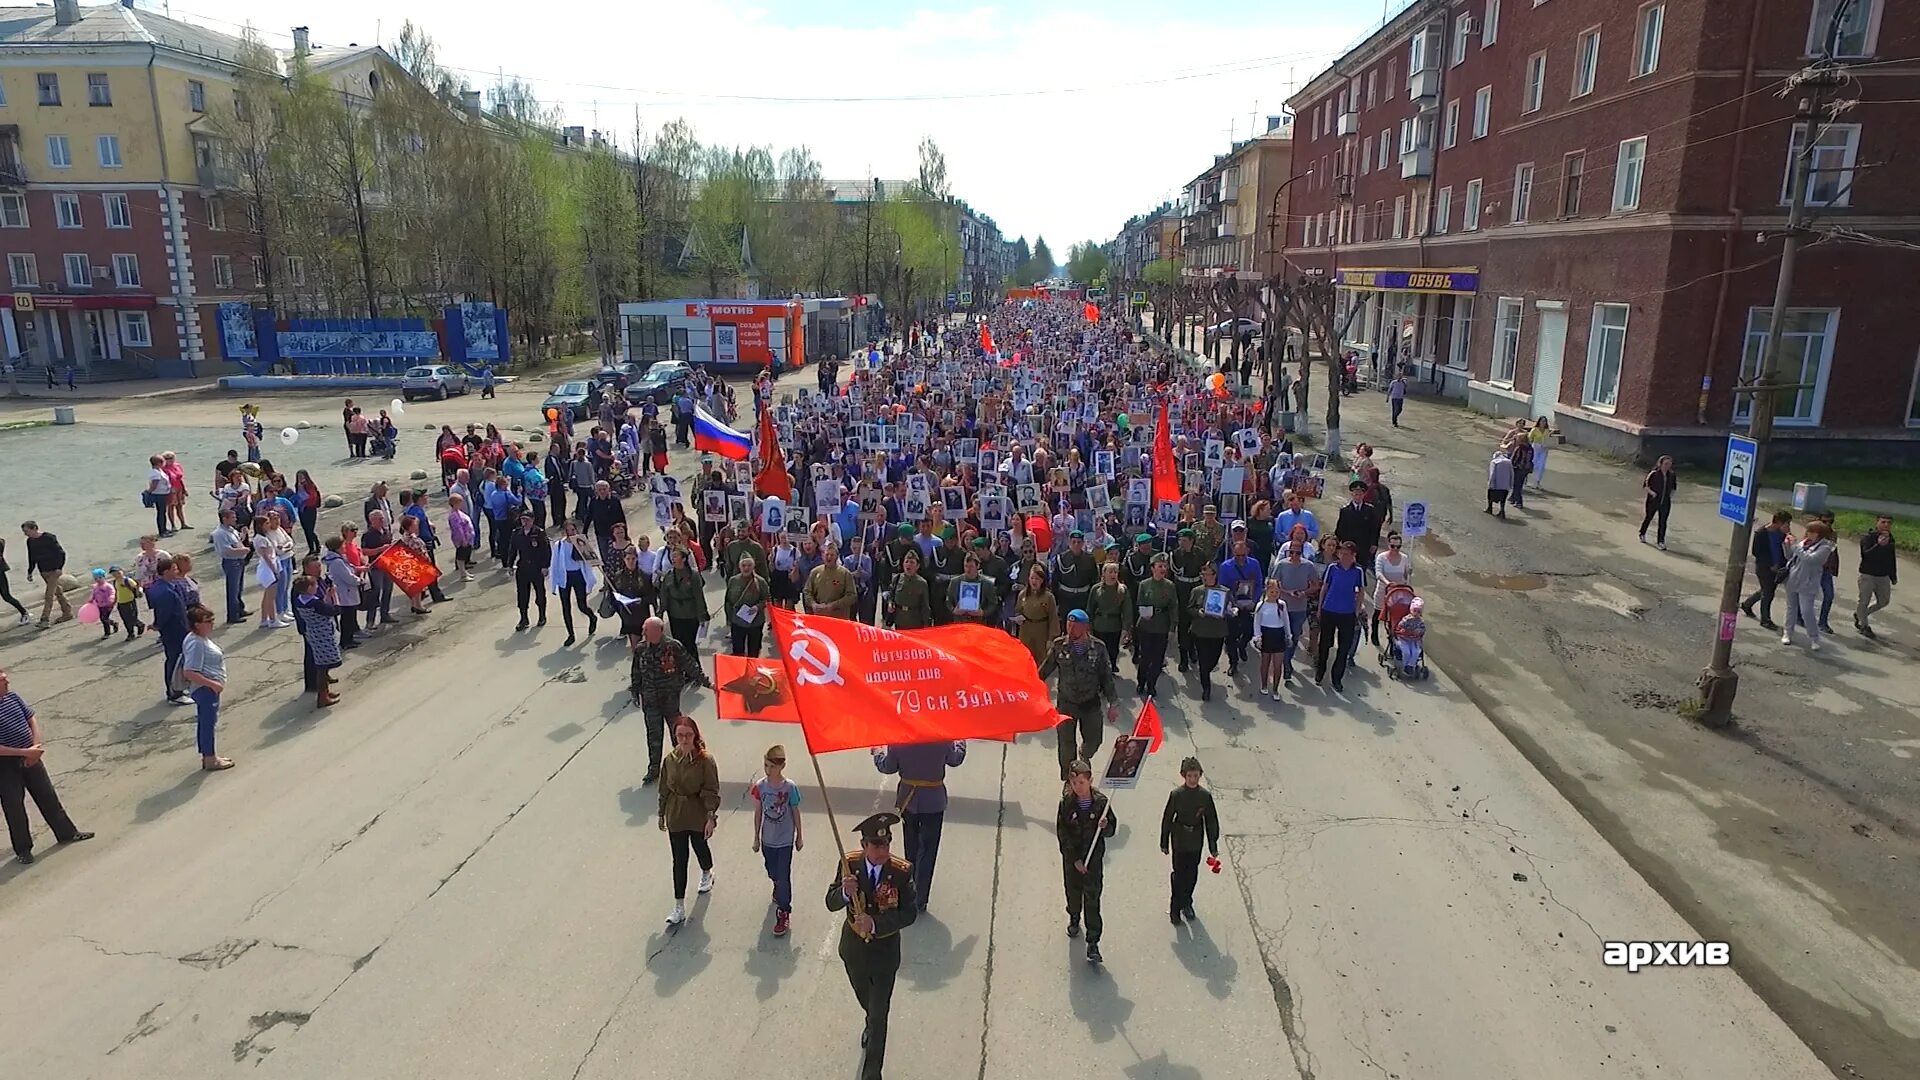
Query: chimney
[
  {"left": 460, "top": 89, "right": 481, "bottom": 115},
  {"left": 563, "top": 125, "right": 585, "bottom": 146},
  {"left": 291, "top": 26, "right": 310, "bottom": 58},
  {"left": 54, "top": 0, "right": 81, "bottom": 26}
]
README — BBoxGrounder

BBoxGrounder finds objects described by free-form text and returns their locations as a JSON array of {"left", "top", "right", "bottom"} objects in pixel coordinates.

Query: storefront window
[
  {"left": 1448, "top": 297, "right": 1474, "bottom": 368},
  {"left": 626, "top": 314, "right": 668, "bottom": 362}
]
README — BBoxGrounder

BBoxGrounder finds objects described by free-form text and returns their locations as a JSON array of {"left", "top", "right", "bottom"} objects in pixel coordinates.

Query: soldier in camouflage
[
  {"left": 630, "top": 616, "right": 713, "bottom": 783},
  {"left": 1038, "top": 609, "right": 1118, "bottom": 782}
]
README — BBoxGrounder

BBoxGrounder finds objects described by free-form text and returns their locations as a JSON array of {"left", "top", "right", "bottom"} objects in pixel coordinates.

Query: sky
[{"left": 153, "top": 0, "right": 1402, "bottom": 248}]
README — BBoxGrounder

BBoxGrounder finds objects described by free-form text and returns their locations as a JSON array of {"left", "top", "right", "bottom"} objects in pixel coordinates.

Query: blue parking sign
[{"left": 1718, "top": 434, "right": 1758, "bottom": 525}]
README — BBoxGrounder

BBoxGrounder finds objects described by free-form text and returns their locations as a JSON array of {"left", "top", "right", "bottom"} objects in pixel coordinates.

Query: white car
[{"left": 400, "top": 364, "right": 471, "bottom": 401}]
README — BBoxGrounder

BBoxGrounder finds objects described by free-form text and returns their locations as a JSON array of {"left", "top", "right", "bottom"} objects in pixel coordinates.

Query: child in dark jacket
[{"left": 1160, "top": 756, "right": 1221, "bottom": 925}]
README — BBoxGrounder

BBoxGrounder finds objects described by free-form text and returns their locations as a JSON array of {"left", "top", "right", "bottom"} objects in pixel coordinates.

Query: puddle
[
  {"left": 1455, "top": 570, "right": 1548, "bottom": 591},
  {"left": 1419, "top": 534, "right": 1455, "bottom": 557}
]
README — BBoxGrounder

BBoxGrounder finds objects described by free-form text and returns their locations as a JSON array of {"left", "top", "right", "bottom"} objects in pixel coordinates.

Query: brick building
[{"left": 1282, "top": 0, "right": 1920, "bottom": 461}]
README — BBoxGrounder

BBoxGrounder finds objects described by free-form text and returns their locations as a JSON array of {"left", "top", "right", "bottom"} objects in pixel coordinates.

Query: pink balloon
[{"left": 78, "top": 602, "right": 101, "bottom": 624}]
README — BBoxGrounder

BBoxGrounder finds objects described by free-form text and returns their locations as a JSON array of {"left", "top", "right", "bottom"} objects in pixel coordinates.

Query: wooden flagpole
[{"left": 769, "top": 617, "right": 866, "bottom": 935}]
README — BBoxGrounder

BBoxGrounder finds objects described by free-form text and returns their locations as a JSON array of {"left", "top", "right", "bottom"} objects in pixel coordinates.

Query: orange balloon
[{"left": 546, "top": 407, "right": 559, "bottom": 421}]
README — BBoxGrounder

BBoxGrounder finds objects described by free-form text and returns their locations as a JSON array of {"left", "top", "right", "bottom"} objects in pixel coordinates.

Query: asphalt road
[
  {"left": 1314, "top": 382, "right": 1919, "bottom": 1079},
  {"left": 0, "top": 373, "right": 1831, "bottom": 1079}
]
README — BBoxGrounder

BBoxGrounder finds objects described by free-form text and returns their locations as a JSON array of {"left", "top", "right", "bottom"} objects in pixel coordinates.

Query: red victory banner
[
  {"left": 766, "top": 606, "right": 1057, "bottom": 752},
  {"left": 979, "top": 323, "right": 994, "bottom": 354},
  {"left": 712, "top": 655, "right": 803, "bottom": 724},
  {"left": 1132, "top": 698, "right": 1165, "bottom": 754},
  {"left": 370, "top": 543, "right": 441, "bottom": 599},
  {"left": 1083, "top": 301, "right": 1099, "bottom": 323},
  {"left": 1151, "top": 403, "right": 1182, "bottom": 506},
  {"left": 752, "top": 403, "right": 792, "bottom": 502}
]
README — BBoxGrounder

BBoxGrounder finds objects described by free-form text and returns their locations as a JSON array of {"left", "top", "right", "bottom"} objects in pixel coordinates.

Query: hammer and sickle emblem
[{"left": 788, "top": 626, "right": 844, "bottom": 687}]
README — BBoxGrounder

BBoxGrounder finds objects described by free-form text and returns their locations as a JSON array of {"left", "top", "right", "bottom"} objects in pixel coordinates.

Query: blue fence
[{"left": 217, "top": 302, "right": 511, "bottom": 377}]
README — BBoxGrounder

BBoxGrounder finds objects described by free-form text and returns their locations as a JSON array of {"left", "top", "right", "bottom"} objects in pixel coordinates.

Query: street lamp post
[{"left": 1263, "top": 169, "right": 1314, "bottom": 388}]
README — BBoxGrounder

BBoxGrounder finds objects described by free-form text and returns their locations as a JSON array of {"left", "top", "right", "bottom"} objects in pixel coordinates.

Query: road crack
[{"left": 973, "top": 741, "right": 1009, "bottom": 1080}]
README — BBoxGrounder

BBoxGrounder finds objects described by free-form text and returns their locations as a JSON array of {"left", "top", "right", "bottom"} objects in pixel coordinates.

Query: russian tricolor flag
[{"left": 693, "top": 404, "right": 753, "bottom": 461}]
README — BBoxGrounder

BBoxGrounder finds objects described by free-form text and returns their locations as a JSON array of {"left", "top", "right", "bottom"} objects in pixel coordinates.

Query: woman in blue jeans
[{"left": 178, "top": 605, "right": 235, "bottom": 771}]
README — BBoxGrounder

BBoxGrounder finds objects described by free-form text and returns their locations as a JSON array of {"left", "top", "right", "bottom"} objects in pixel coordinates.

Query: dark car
[
  {"left": 541, "top": 380, "right": 592, "bottom": 422},
  {"left": 624, "top": 365, "right": 691, "bottom": 406},
  {"left": 594, "top": 363, "right": 642, "bottom": 391}
]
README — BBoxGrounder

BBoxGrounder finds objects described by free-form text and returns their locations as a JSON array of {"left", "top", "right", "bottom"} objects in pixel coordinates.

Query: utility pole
[{"left": 1696, "top": 85, "right": 1832, "bottom": 728}]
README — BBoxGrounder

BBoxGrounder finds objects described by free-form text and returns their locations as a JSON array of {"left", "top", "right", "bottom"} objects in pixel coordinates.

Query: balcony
[
  {"left": 1408, "top": 67, "right": 1441, "bottom": 106},
  {"left": 1336, "top": 110, "right": 1360, "bottom": 138},
  {"left": 196, "top": 160, "right": 241, "bottom": 192},
  {"left": 1334, "top": 174, "right": 1355, "bottom": 200},
  {"left": 1218, "top": 186, "right": 1237, "bottom": 205},
  {"left": 1217, "top": 221, "right": 1235, "bottom": 239},
  {"left": 1400, "top": 146, "right": 1434, "bottom": 180}
]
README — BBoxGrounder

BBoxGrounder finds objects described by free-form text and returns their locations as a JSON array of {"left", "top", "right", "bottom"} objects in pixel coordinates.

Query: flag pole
[{"left": 770, "top": 616, "right": 867, "bottom": 935}]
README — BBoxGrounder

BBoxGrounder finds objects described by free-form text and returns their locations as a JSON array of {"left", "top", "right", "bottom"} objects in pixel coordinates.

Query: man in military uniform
[
  {"left": 629, "top": 616, "right": 713, "bottom": 783},
  {"left": 878, "top": 524, "right": 915, "bottom": 624},
  {"left": 1056, "top": 759, "right": 1118, "bottom": 964},
  {"left": 886, "top": 548, "right": 933, "bottom": 629},
  {"left": 1170, "top": 529, "right": 1209, "bottom": 671},
  {"left": 974, "top": 536, "right": 1010, "bottom": 615},
  {"left": 927, "top": 528, "right": 965, "bottom": 624},
  {"left": 804, "top": 541, "right": 859, "bottom": 619},
  {"left": 1191, "top": 504, "right": 1226, "bottom": 563},
  {"left": 827, "top": 812, "right": 919, "bottom": 1080},
  {"left": 722, "top": 520, "right": 769, "bottom": 581},
  {"left": 845, "top": 534, "right": 878, "bottom": 625},
  {"left": 1038, "top": 610, "right": 1118, "bottom": 781},
  {"left": 1132, "top": 554, "right": 1177, "bottom": 697},
  {"left": 874, "top": 741, "right": 967, "bottom": 908},
  {"left": 1051, "top": 530, "right": 1097, "bottom": 616},
  {"left": 945, "top": 552, "right": 999, "bottom": 625},
  {"left": 1120, "top": 532, "right": 1157, "bottom": 593}
]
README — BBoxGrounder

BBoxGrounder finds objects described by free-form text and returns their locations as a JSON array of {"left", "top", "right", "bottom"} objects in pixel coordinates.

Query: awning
[
  {"left": 1335, "top": 268, "right": 1479, "bottom": 296},
  {"left": 4, "top": 292, "right": 158, "bottom": 311}
]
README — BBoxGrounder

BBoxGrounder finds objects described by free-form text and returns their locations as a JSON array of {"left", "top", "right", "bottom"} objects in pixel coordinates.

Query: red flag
[
  {"left": 370, "top": 543, "right": 440, "bottom": 600},
  {"left": 713, "top": 655, "right": 804, "bottom": 724},
  {"left": 1083, "top": 302, "right": 1098, "bottom": 323},
  {"left": 767, "top": 607, "right": 1057, "bottom": 752},
  {"left": 979, "top": 323, "right": 995, "bottom": 354},
  {"left": 1132, "top": 699, "right": 1165, "bottom": 755},
  {"left": 753, "top": 404, "right": 791, "bottom": 502},
  {"left": 1151, "top": 404, "right": 1181, "bottom": 506}
]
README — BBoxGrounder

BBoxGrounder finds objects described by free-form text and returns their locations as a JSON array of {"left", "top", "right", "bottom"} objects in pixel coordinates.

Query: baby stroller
[
  {"left": 605, "top": 458, "right": 636, "bottom": 500},
  {"left": 1376, "top": 584, "right": 1430, "bottom": 680}
]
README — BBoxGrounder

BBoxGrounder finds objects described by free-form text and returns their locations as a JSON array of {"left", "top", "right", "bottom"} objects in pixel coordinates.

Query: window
[
  {"left": 189, "top": 79, "right": 206, "bottom": 113},
  {"left": 1367, "top": 70, "right": 1378, "bottom": 110},
  {"left": 249, "top": 255, "right": 266, "bottom": 284},
  {"left": 0, "top": 81, "right": 8, "bottom": 106},
  {"left": 120, "top": 311, "right": 152, "bottom": 348},
  {"left": 1613, "top": 137, "right": 1647, "bottom": 211},
  {"left": 1473, "top": 87, "right": 1492, "bottom": 138},
  {"left": 206, "top": 198, "right": 226, "bottom": 231},
  {"left": 54, "top": 193, "right": 81, "bottom": 228},
  {"left": 86, "top": 73, "right": 111, "bottom": 106},
  {"left": 1362, "top": 136, "right": 1373, "bottom": 175},
  {"left": 1393, "top": 196, "right": 1407, "bottom": 238},
  {"left": 104, "top": 192, "right": 131, "bottom": 229},
  {"left": 1524, "top": 52, "right": 1547, "bottom": 113},
  {"left": 1635, "top": 4, "right": 1664, "bottom": 76},
  {"left": 1484, "top": 0, "right": 1500, "bottom": 46},
  {"left": 1561, "top": 152, "right": 1586, "bottom": 217},
  {"left": 1453, "top": 13, "right": 1472, "bottom": 65},
  {"left": 0, "top": 194, "right": 24, "bottom": 228},
  {"left": 1378, "top": 130, "right": 1391, "bottom": 171},
  {"left": 1512, "top": 163, "right": 1535, "bottom": 223},
  {"left": 1785, "top": 122, "right": 1860, "bottom": 207},
  {"left": 211, "top": 254, "right": 234, "bottom": 288},
  {"left": 1435, "top": 186, "right": 1453, "bottom": 233},
  {"left": 286, "top": 256, "right": 306, "bottom": 286},
  {"left": 8, "top": 253, "right": 34, "bottom": 287},
  {"left": 1583, "top": 303, "right": 1630, "bottom": 409},
  {"left": 63, "top": 253, "right": 89, "bottom": 288},
  {"left": 36, "top": 73, "right": 59, "bottom": 106},
  {"left": 246, "top": 201, "right": 262, "bottom": 234},
  {"left": 1908, "top": 351, "right": 1920, "bottom": 427},
  {"left": 1409, "top": 31, "right": 1431, "bottom": 75},
  {"left": 47, "top": 134, "right": 70, "bottom": 168},
  {"left": 1737, "top": 308, "right": 1837, "bottom": 424},
  {"left": 1464, "top": 179, "right": 1483, "bottom": 231},
  {"left": 112, "top": 253, "right": 140, "bottom": 288},
  {"left": 1386, "top": 60, "right": 1397, "bottom": 98},
  {"left": 1449, "top": 298, "right": 1475, "bottom": 368},
  {"left": 1573, "top": 29, "right": 1601, "bottom": 97},
  {"left": 96, "top": 134, "right": 121, "bottom": 168},
  {"left": 1493, "top": 298, "right": 1524, "bottom": 383},
  {"left": 1808, "top": 0, "right": 1880, "bottom": 58},
  {"left": 1443, "top": 99, "right": 1460, "bottom": 148}
]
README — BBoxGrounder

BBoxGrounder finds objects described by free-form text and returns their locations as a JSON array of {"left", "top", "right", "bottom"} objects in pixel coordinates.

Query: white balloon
[
  {"left": 280, "top": 427, "right": 299, "bottom": 446},
  {"left": 391, "top": 398, "right": 406, "bottom": 415}
]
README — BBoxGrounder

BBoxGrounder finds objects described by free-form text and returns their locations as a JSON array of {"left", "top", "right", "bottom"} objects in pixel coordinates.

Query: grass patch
[
  {"left": 1758, "top": 503, "right": 1920, "bottom": 554},
  {"left": 0, "top": 418, "right": 52, "bottom": 432},
  {"left": 1782, "top": 467, "right": 1920, "bottom": 506}
]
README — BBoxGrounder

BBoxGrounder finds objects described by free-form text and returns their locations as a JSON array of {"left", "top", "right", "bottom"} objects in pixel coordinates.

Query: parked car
[
  {"left": 400, "top": 364, "right": 470, "bottom": 401},
  {"left": 1203, "top": 318, "right": 1262, "bottom": 345},
  {"left": 594, "top": 363, "right": 642, "bottom": 391},
  {"left": 644, "top": 359, "right": 693, "bottom": 381},
  {"left": 625, "top": 364, "right": 692, "bottom": 406},
  {"left": 542, "top": 380, "right": 592, "bottom": 422}
]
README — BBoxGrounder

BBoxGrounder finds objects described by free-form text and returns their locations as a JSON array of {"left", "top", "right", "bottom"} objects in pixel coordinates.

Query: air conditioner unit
[{"left": 1462, "top": 15, "right": 1477, "bottom": 35}]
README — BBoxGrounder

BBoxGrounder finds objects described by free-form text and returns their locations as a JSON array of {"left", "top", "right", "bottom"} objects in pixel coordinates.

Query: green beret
[
  {"left": 1135, "top": 533, "right": 1154, "bottom": 544},
  {"left": 971, "top": 536, "right": 990, "bottom": 548},
  {"left": 896, "top": 523, "right": 914, "bottom": 536},
  {"left": 1178, "top": 528, "right": 1195, "bottom": 538},
  {"left": 1069, "top": 529, "right": 1085, "bottom": 539}
]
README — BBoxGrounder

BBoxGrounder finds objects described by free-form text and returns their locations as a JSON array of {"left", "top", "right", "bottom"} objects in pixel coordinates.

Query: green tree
[
  {"left": 210, "top": 30, "right": 290, "bottom": 313},
  {"left": 1030, "top": 236, "right": 1055, "bottom": 280},
  {"left": 1064, "top": 241, "right": 1109, "bottom": 285},
  {"left": 577, "top": 147, "right": 641, "bottom": 355}
]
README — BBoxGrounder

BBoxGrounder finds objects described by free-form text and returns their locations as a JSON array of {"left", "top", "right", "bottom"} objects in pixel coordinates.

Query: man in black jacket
[
  {"left": 1741, "top": 510, "right": 1793, "bottom": 631},
  {"left": 1855, "top": 516, "right": 1898, "bottom": 639},
  {"left": 1056, "top": 759, "right": 1118, "bottom": 964},
  {"left": 20, "top": 522, "right": 72, "bottom": 628},
  {"left": 509, "top": 511, "right": 551, "bottom": 630},
  {"left": 1333, "top": 480, "right": 1385, "bottom": 568},
  {"left": 583, "top": 480, "right": 627, "bottom": 567}
]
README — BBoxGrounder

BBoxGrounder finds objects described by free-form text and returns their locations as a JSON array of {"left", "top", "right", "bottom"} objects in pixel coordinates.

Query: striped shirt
[{"left": 0, "top": 691, "right": 35, "bottom": 749}]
